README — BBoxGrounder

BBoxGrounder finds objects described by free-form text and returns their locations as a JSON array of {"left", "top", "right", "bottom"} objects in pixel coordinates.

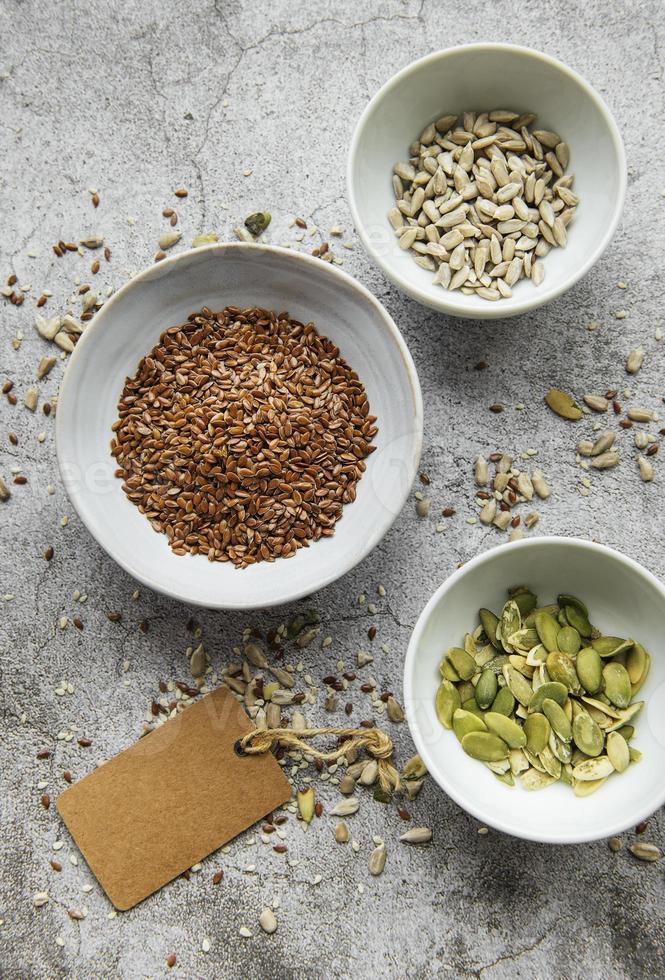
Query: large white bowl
[
  {"left": 56, "top": 244, "right": 422, "bottom": 609},
  {"left": 348, "top": 43, "right": 626, "bottom": 319},
  {"left": 404, "top": 537, "right": 665, "bottom": 843}
]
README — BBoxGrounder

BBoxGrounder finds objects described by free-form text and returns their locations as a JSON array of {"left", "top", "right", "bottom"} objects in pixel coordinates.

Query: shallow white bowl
[
  {"left": 348, "top": 43, "right": 627, "bottom": 319},
  {"left": 404, "top": 537, "right": 665, "bottom": 843},
  {"left": 56, "top": 244, "right": 422, "bottom": 609}
]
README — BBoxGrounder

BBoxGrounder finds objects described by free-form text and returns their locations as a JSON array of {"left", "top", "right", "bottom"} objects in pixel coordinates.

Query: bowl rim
[
  {"left": 403, "top": 535, "right": 665, "bottom": 843},
  {"left": 55, "top": 241, "right": 424, "bottom": 610},
  {"left": 347, "top": 42, "right": 628, "bottom": 320}
]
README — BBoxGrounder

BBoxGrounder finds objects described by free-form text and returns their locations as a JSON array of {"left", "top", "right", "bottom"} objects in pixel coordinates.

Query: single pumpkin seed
[
  {"left": 484, "top": 711, "right": 527, "bottom": 748},
  {"left": 461, "top": 731, "right": 510, "bottom": 762},
  {"left": 521, "top": 768, "right": 557, "bottom": 790},
  {"left": 461, "top": 698, "right": 485, "bottom": 719},
  {"left": 448, "top": 646, "right": 476, "bottom": 680},
  {"left": 511, "top": 589, "right": 538, "bottom": 617},
  {"left": 523, "top": 712, "right": 550, "bottom": 753},
  {"left": 572, "top": 756, "right": 614, "bottom": 780},
  {"left": 592, "top": 636, "right": 634, "bottom": 658},
  {"left": 499, "top": 600, "right": 522, "bottom": 652},
  {"left": 539, "top": 745, "right": 562, "bottom": 779},
  {"left": 573, "top": 777, "right": 606, "bottom": 797},
  {"left": 534, "top": 611, "right": 560, "bottom": 651},
  {"left": 435, "top": 680, "right": 461, "bottom": 729},
  {"left": 606, "top": 731, "right": 630, "bottom": 772},
  {"left": 502, "top": 664, "right": 533, "bottom": 707},
  {"left": 626, "top": 641, "right": 648, "bottom": 685},
  {"left": 542, "top": 698, "right": 572, "bottom": 741},
  {"left": 557, "top": 626, "right": 581, "bottom": 656},
  {"left": 576, "top": 647, "right": 603, "bottom": 693},
  {"left": 572, "top": 711, "right": 604, "bottom": 757},
  {"left": 529, "top": 681, "right": 569, "bottom": 713},
  {"left": 602, "top": 662, "right": 632, "bottom": 708},
  {"left": 545, "top": 388, "right": 583, "bottom": 420},
  {"left": 479, "top": 608, "right": 500, "bottom": 648},
  {"left": 453, "top": 708, "right": 487, "bottom": 741},
  {"left": 475, "top": 669, "right": 498, "bottom": 710},
  {"left": 545, "top": 651, "right": 579, "bottom": 690},
  {"left": 490, "top": 686, "right": 515, "bottom": 716},
  {"left": 629, "top": 746, "right": 643, "bottom": 763}
]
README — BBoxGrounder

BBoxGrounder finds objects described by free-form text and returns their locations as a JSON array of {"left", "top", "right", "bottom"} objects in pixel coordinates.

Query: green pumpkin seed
[
  {"left": 572, "top": 711, "right": 604, "bottom": 757},
  {"left": 484, "top": 712, "right": 527, "bottom": 748},
  {"left": 549, "top": 731, "right": 572, "bottom": 763},
  {"left": 626, "top": 640, "right": 648, "bottom": 685},
  {"left": 508, "top": 748, "right": 529, "bottom": 775},
  {"left": 484, "top": 654, "right": 509, "bottom": 675},
  {"left": 573, "top": 777, "right": 606, "bottom": 797},
  {"left": 479, "top": 608, "right": 500, "bottom": 648},
  {"left": 461, "top": 731, "right": 510, "bottom": 762},
  {"left": 542, "top": 698, "right": 572, "bottom": 741},
  {"left": 592, "top": 636, "right": 634, "bottom": 658},
  {"left": 461, "top": 698, "right": 485, "bottom": 719},
  {"left": 563, "top": 604, "right": 592, "bottom": 638},
  {"left": 508, "top": 628, "right": 539, "bottom": 651},
  {"left": 631, "top": 653, "right": 650, "bottom": 697},
  {"left": 463, "top": 632, "right": 477, "bottom": 656},
  {"left": 521, "top": 768, "right": 558, "bottom": 790},
  {"left": 456, "top": 680, "right": 475, "bottom": 704},
  {"left": 526, "top": 643, "right": 548, "bottom": 667},
  {"left": 452, "top": 708, "right": 487, "bottom": 741},
  {"left": 435, "top": 680, "right": 460, "bottom": 729},
  {"left": 244, "top": 211, "right": 271, "bottom": 236},
  {"left": 606, "top": 731, "right": 630, "bottom": 773},
  {"left": 560, "top": 763, "right": 573, "bottom": 786},
  {"left": 502, "top": 665, "right": 533, "bottom": 707},
  {"left": 617, "top": 724, "right": 634, "bottom": 741},
  {"left": 629, "top": 746, "right": 643, "bottom": 763},
  {"left": 572, "top": 756, "right": 614, "bottom": 781},
  {"left": 439, "top": 657, "right": 460, "bottom": 682},
  {"left": 557, "top": 608, "right": 569, "bottom": 628},
  {"left": 557, "top": 593, "right": 589, "bottom": 617},
  {"left": 474, "top": 644, "right": 496, "bottom": 668},
  {"left": 486, "top": 758, "right": 511, "bottom": 774},
  {"left": 490, "top": 686, "right": 515, "bottom": 716},
  {"left": 557, "top": 625, "right": 581, "bottom": 656},
  {"left": 475, "top": 669, "right": 498, "bottom": 710},
  {"left": 576, "top": 647, "right": 603, "bottom": 693},
  {"left": 448, "top": 646, "right": 476, "bottom": 680},
  {"left": 539, "top": 745, "right": 562, "bottom": 779},
  {"left": 534, "top": 611, "right": 560, "bottom": 651},
  {"left": 545, "top": 651, "right": 579, "bottom": 690},
  {"left": 603, "top": 662, "right": 631, "bottom": 708},
  {"left": 529, "top": 681, "right": 568, "bottom": 713},
  {"left": 523, "top": 713, "right": 550, "bottom": 753},
  {"left": 492, "top": 770, "right": 515, "bottom": 787},
  {"left": 499, "top": 600, "right": 522, "bottom": 653},
  {"left": 579, "top": 694, "right": 623, "bottom": 719},
  {"left": 511, "top": 589, "right": 538, "bottom": 617}
]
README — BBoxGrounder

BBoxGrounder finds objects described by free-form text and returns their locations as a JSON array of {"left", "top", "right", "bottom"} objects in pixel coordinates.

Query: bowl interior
[
  {"left": 56, "top": 245, "right": 422, "bottom": 608},
  {"left": 349, "top": 45, "right": 625, "bottom": 318},
  {"left": 404, "top": 539, "right": 665, "bottom": 843}
]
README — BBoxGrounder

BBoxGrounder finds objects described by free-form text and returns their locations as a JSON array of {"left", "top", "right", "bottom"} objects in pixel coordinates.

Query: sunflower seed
[
  {"left": 369, "top": 843, "right": 387, "bottom": 875},
  {"left": 400, "top": 827, "right": 432, "bottom": 844},
  {"left": 158, "top": 231, "right": 182, "bottom": 250},
  {"left": 590, "top": 451, "right": 620, "bottom": 470},
  {"left": 629, "top": 842, "right": 661, "bottom": 862},
  {"left": 627, "top": 407, "right": 655, "bottom": 423},
  {"left": 583, "top": 394, "right": 609, "bottom": 413},
  {"left": 638, "top": 457, "right": 654, "bottom": 482},
  {"left": 626, "top": 349, "right": 644, "bottom": 375},
  {"left": 330, "top": 797, "right": 359, "bottom": 817},
  {"left": 259, "top": 907, "right": 278, "bottom": 934}
]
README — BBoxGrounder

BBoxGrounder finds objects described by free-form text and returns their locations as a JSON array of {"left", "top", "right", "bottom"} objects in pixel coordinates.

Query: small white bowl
[
  {"left": 56, "top": 244, "right": 422, "bottom": 609},
  {"left": 348, "top": 43, "right": 627, "bottom": 319},
  {"left": 404, "top": 537, "right": 665, "bottom": 843}
]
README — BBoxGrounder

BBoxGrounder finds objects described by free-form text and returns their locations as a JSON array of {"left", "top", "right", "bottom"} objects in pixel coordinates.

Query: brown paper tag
[{"left": 56, "top": 685, "right": 291, "bottom": 910}]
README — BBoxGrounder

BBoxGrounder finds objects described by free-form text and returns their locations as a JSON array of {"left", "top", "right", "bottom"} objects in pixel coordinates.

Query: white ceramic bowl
[
  {"left": 348, "top": 43, "right": 626, "bottom": 319},
  {"left": 56, "top": 244, "right": 423, "bottom": 609},
  {"left": 404, "top": 537, "right": 665, "bottom": 843}
]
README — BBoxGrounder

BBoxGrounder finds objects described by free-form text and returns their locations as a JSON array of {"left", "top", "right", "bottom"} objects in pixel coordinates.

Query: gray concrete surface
[{"left": 2, "top": 0, "right": 665, "bottom": 977}]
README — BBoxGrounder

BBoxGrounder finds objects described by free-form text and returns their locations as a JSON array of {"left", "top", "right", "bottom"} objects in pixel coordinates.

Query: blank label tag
[{"left": 57, "top": 686, "right": 291, "bottom": 910}]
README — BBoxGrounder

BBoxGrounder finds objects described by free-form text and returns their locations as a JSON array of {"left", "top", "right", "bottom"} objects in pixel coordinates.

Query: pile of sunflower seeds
[
  {"left": 389, "top": 109, "right": 577, "bottom": 300},
  {"left": 472, "top": 452, "right": 550, "bottom": 539},
  {"left": 435, "top": 587, "right": 648, "bottom": 795}
]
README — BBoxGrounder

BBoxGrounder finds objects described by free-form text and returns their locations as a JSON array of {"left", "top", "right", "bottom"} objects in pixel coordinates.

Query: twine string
[{"left": 238, "top": 725, "right": 401, "bottom": 793}]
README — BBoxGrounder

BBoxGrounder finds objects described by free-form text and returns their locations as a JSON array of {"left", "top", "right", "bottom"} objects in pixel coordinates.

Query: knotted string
[{"left": 238, "top": 725, "right": 402, "bottom": 794}]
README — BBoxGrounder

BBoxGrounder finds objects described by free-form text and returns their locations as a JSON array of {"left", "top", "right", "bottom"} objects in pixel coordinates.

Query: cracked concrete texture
[{"left": 2, "top": 0, "right": 665, "bottom": 977}]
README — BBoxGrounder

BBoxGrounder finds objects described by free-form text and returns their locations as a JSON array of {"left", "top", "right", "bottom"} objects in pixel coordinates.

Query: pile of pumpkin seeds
[
  {"left": 389, "top": 109, "right": 577, "bottom": 300},
  {"left": 435, "top": 587, "right": 649, "bottom": 795}
]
